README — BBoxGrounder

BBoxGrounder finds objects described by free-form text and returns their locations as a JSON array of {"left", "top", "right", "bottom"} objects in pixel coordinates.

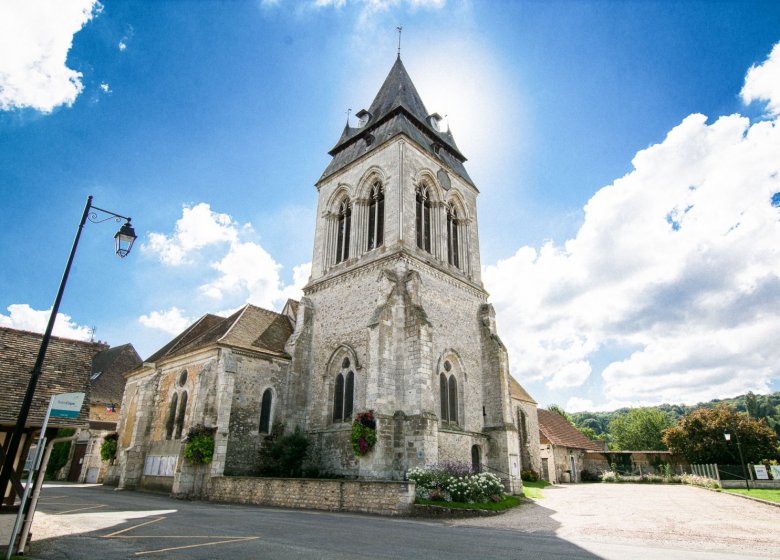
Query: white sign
[
  {"left": 50, "top": 392, "right": 85, "bottom": 418},
  {"left": 770, "top": 465, "right": 780, "bottom": 480},
  {"left": 753, "top": 465, "right": 769, "bottom": 480}
]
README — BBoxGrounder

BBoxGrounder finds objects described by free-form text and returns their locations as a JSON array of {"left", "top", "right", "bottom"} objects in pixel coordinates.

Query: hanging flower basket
[{"left": 352, "top": 410, "right": 377, "bottom": 457}]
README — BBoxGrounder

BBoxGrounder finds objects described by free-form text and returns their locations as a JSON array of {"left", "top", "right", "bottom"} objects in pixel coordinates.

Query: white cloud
[
  {"left": 0, "top": 304, "right": 92, "bottom": 340},
  {"left": 99, "top": 82, "right": 110, "bottom": 93},
  {"left": 741, "top": 42, "right": 780, "bottom": 117},
  {"left": 138, "top": 307, "right": 192, "bottom": 335},
  {"left": 142, "top": 204, "right": 310, "bottom": 328},
  {"left": 484, "top": 43, "right": 780, "bottom": 408},
  {"left": 565, "top": 397, "right": 594, "bottom": 413},
  {"left": 144, "top": 203, "right": 238, "bottom": 266},
  {"left": 0, "top": 0, "right": 101, "bottom": 113},
  {"left": 118, "top": 41, "right": 127, "bottom": 51}
]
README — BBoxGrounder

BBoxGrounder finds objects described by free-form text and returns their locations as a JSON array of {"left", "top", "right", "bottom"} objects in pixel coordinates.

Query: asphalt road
[{"left": 14, "top": 483, "right": 779, "bottom": 559}]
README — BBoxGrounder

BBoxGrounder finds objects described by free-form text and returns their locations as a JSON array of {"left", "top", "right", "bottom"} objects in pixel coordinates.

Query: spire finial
[
  {"left": 345, "top": 108, "right": 351, "bottom": 125},
  {"left": 396, "top": 25, "right": 403, "bottom": 58}
]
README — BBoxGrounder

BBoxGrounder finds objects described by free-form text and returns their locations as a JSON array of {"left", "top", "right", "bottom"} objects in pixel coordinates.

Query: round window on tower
[
  {"left": 444, "top": 360, "right": 451, "bottom": 372},
  {"left": 178, "top": 369, "right": 188, "bottom": 387},
  {"left": 342, "top": 357, "right": 350, "bottom": 369}
]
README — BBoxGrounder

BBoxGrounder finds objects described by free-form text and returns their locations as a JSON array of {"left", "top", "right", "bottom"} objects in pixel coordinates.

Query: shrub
[
  {"left": 601, "top": 470, "right": 619, "bottom": 483},
  {"left": 681, "top": 473, "right": 720, "bottom": 489},
  {"left": 183, "top": 424, "right": 216, "bottom": 465},
  {"left": 100, "top": 433, "right": 118, "bottom": 462},
  {"left": 257, "top": 424, "right": 310, "bottom": 477},
  {"left": 521, "top": 469, "right": 539, "bottom": 482},
  {"left": 580, "top": 469, "right": 600, "bottom": 482},
  {"left": 45, "top": 428, "right": 75, "bottom": 478},
  {"left": 407, "top": 462, "right": 505, "bottom": 503}
]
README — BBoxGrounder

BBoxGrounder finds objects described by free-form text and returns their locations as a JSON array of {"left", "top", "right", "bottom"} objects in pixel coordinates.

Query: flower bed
[{"left": 407, "top": 461, "right": 504, "bottom": 504}]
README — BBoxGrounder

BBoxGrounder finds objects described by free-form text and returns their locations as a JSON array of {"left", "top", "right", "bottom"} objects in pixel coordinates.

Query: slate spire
[{"left": 321, "top": 57, "right": 473, "bottom": 187}]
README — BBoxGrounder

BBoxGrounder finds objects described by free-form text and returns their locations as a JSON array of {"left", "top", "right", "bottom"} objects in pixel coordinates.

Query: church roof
[
  {"left": 90, "top": 343, "right": 141, "bottom": 404},
  {"left": 320, "top": 57, "right": 474, "bottom": 188},
  {"left": 145, "top": 304, "right": 293, "bottom": 364},
  {"left": 538, "top": 409, "right": 603, "bottom": 451},
  {"left": 508, "top": 376, "right": 537, "bottom": 404}
]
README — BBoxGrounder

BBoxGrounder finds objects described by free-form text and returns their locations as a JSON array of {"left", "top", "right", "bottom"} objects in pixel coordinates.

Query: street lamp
[
  {"left": 724, "top": 429, "right": 749, "bottom": 491},
  {"left": 0, "top": 195, "right": 136, "bottom": 506}
]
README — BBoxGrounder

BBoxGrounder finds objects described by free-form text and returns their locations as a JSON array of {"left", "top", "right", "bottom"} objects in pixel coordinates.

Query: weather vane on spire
[
  {"left": 396, "top": 25, "right": 403, "bottom": 57},
  {"left": 346, "top": 107, "right": 351, "bottom": 125}
]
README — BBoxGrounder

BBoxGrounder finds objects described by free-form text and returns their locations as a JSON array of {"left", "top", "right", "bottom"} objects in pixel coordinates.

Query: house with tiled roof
[
  {"left": 538, "top": 408, "right": 603, "bottom": 483},
  {"left": 114, "top": 303, "right": 294, "bottom": 493},
  {"left": 508, "top": 376, "right": 541, "bottom": 477},
  {"left": 0, "top": 327, "right": 104, "bottom": 504},
  {"left": 68, "top": 343, "right": 141, "bottom": 484}
]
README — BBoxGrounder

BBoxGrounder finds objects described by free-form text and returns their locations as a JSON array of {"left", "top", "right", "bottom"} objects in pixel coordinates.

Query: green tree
[
  {"left": 662, "top": 405, "right": 778, "bottom": 464},
  {"left": 609, "top": 407, "right": 674, "bottom": 451},
  {"left": 546, "top": 404, "right": 573, "bottom": 425}
]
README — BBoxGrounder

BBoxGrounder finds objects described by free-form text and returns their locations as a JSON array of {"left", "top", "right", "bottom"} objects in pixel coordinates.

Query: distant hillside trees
[
  {"left": 609, "top": 408, "right": 675, "bottom": 451},
  {"left": 662, "top": 405, "right": 778, "bottom": 464}
]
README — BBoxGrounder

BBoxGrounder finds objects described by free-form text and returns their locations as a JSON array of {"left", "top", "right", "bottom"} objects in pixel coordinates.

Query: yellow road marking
[
  {"left": 104, "top": 517, "right": 166, "bottom": 537},
  {"left": 54, "top": 504, "right": 107, "bottom": 515},
  {"left": 133, "top": 537, "right": 259, "bottom": 556}
]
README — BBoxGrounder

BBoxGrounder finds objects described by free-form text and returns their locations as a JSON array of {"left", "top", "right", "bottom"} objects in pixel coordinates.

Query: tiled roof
[
  {"left": 0, "top": 327, "right": 103, "bottom": 428},
  {"left": 508, "top": 376, "right": 537, "bottom": 404},
  {"left": 90, "top": 344, "right": 141, "bottom": 404},
  {"left": 320, "top": 57, "right": 474, "bottom": 188},
  {"left": 145, "top": 304, "right": 293, "bottom": 364},
  {"left": 538, "top": 409, "right": 602, "bottom": 451}
]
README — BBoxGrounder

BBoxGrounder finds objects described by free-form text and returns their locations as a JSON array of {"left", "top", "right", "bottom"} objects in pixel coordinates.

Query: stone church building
[{"left": 115, "top": 57, "right": 537, "bottom": 496}]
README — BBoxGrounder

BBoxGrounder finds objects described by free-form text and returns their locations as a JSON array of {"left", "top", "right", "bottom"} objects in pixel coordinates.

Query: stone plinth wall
[
  {"left": 206, "top": 477, "right": 415, "bottom": 516},
  {"left": 721, "top": 480, "right": 780, "bottom": 489}
]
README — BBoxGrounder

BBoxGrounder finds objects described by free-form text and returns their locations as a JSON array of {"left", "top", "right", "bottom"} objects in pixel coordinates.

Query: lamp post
[
  {"left": 723, "top": 429, "right": 749, "bottom": 491},
  {"left": 0, "top": 195, "right": 136, "bottom": 506}
]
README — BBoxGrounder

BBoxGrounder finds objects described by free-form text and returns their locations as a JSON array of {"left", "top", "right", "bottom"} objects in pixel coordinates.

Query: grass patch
[
  {"left": 522, "top": 479, "right": 551, "bottom": 499},
  {"left": 723, "top": 488, "right": 780, "bottom": 504},
  {"left": 416, "top": 495, "right": 521, "bottom": 511}
]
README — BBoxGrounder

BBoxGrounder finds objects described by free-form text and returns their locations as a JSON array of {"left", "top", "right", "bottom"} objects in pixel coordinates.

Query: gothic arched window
[
  {"left": 439, "top": 372, "right": 459, "bottom": 424},
  {"left": 335, "top": 198, "right": 351, "bottom": 264},
  {"left": 333, "top": 358, "right": 355, "bottom": 423},
  {"left": 259, "top": 388, "right": 273, "bottom": 434},
  {"left": 174, "top": 391, "right": 188, "bottom": 439},
  {"left": 416, "top": 185, "right": 432, "bottom": 252},
  {"left": 165, "top": 392, "right": 178, "bottom": 440},
  {"left": 447, "top": 203, "right": 460, "bottom": 268},
  {"left": 367, "top": 181, "right": 384, "bottom": 251}
]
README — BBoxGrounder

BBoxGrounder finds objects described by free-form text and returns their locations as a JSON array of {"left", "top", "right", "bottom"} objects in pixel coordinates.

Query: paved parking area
[
  {"left": 4, "top": 482, "right": 779, "bottom": 559},
  {"left": 450, "top": 483, "right": 780, "bottom": 557}
]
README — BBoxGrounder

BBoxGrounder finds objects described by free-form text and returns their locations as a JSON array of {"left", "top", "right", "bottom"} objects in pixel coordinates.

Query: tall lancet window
[
  {"left": 335, "top": 198, "right": 351, "bottom": 264},
  {"left": 447, "top": 203, "right": 460, "bottom": 268},
  {"left": 367, "top": 181, "right": 384, "bottom": 251},
  {"left": 416, "top": 185, "right": 432, "bottom": 252}
]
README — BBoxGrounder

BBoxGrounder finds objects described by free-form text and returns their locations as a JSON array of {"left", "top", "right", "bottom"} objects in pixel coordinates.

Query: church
[{"left": 113, "top": 56, "right": 535, "bottom": 496}]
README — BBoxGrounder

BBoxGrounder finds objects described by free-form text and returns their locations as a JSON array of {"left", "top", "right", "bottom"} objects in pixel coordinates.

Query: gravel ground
[{"left": 449, "top": 483, "right": 780, "bottom": 557}]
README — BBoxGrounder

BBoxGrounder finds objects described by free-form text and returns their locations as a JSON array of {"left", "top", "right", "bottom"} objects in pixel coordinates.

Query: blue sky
[{"left": 1, "top": 1, "right": 779, "bottom": 412}]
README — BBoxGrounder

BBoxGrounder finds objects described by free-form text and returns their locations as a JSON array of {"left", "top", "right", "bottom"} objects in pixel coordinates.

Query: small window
[
  {"left": 259, "top": 389, "right": 272, "bottom": 434},
  {"left": 440, "top": 372, "right": 458, "bottom": 424},
  {"left": 367, "top": 182, "right": 384, "bottom": 251},
  {"left": 447, "top": 204, "right": 460, "bottom": 268},
  {"left": 90, "top": 371, "right": 102, "bottom": 381},
  {"left": 165, "top": 393, "right": 178, "bottom": 440},
  {"left": 416, "top": 185, "right": 432, "bottom": 252},
  {"left": 471, "top": 445, "right": 481, "bottom": 472},
  {"left": 333, "top": 359, "right": 355, "bottom": 423},
  {"left": 178, "top": 370, "right": 188, "bottom": 387},
  {"left": 335, "top": 198, "right": 351, "bottom": 264},
  {"left": 174, "top": 391, "right": 188, "bottom": 439}
]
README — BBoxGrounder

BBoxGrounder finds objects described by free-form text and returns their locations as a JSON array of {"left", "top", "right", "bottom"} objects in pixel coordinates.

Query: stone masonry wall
[{"left": 206, "top": 476, "right": 416, "bottom": 516}]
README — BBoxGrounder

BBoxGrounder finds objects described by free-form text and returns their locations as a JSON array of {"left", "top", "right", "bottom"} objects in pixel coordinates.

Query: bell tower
[{"left": 286, "top": 56, "right": 522, "bottom": 492}]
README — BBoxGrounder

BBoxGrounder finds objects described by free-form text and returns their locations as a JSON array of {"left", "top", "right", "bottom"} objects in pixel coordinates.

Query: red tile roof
[{"left": 538, "top": 409, "right": 603, "bottom": 451}]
